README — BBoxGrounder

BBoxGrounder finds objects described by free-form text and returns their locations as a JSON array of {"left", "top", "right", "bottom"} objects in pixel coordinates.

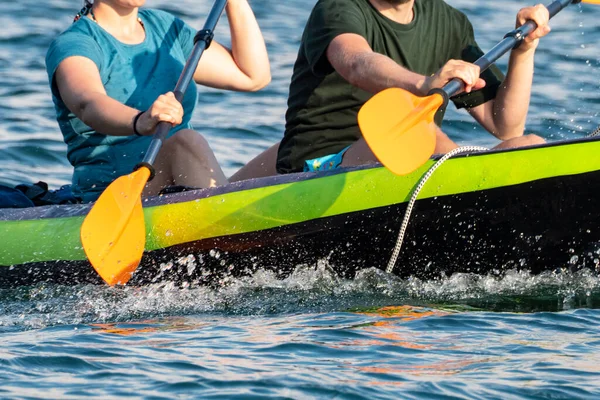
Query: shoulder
[
  {"left": 48, "top": 18, "right": 97, "bottom": 45},
  {"left": 139, "top": 8, "right": 174, "bottom": 19},
  {"left": 46, "top": 20, "right": 102, "bottom": 59},
  {"left": 140, "top": 8, "right": 194, "bottom": 45},
  {"left": 312, "top": 0, "right": 369, "bottom": 16},
  {"left": 309, "top": 0, "right": 371, "bottom": 26},
  {"left": 45, "top": 19, "right": 104, "bottom": 75},
  {"left": 315, "top": 0, "right": 372, "bottom": 13},
  {"left": 139, "top": 8, "right": 182, "bottom": 26},
  {"left": 138, "top": 8, "right": 189, "bottom": 36}
]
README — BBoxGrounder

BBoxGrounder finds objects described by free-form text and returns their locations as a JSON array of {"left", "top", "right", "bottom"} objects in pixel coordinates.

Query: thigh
[
  {"left": 339, "top": 138, "right": 379, "bottom": 168},
  {"left": 142, "top": 157, "right": 173, "bottom": 197},
  {"left": 434, "top": 127, "right": 458, "bottom": 154},
  {"left": 342, "top": 127, "right": 457, "bottom": 168},
  {"left": 229, "top": 141, "right": 280, "bottom": 182},
  {"left": 141, "top": 132, "right": 187, "bottom": 197}
]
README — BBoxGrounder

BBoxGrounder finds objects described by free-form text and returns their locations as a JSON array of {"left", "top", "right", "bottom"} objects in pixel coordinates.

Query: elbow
[
  {"left": 75, "top": 99, "right": 94, "bottom": 126},
  {"left": 490, "top": 104, "right": 527, "bottom": 140},
  {"left": 490, "top": 113, "right": 526, "bottom": 141},
  {"left": 495, "top": 129, "right": 523, "bottom": 141},
  {"left": 341, "top": 59, "right": 361, "bottom": 87},
  {"left": 70, "top": 91, "right": 104, "bottom": 125},
  {"left": 254, "top": 72, "right": 272, "bottom": 91},
  {"left": 340, "top": 56, "right": 368, "bottom": 88},
  {"left": 245, "top": 72, "right": 271, "bottom": 92},
  {"left": 345, "top": 71, "right": 361, "bottom": 88},
  {"left": 494, "top": 123, "right": 526, "bottom": 141}
]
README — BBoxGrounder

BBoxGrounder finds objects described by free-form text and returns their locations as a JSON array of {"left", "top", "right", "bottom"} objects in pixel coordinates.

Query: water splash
[{"left": 2, "top": 261, "right": 600, "bottom": 331}]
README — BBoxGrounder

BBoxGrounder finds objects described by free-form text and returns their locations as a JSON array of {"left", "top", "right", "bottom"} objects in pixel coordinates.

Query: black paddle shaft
[
  {"left": 440, "top": 0, "right": 581, "bottom": 99},
  {"left": 138, "top": 0, "right": 229, "bottom": 177}
]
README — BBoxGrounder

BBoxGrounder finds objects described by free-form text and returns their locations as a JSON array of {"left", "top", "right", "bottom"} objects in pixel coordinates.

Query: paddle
[
  {"left": 358, "top": 0, "right": 596, "bottom": 176},
  {"left": 80, "top": 0, "right": 229, "bottom": 286}
]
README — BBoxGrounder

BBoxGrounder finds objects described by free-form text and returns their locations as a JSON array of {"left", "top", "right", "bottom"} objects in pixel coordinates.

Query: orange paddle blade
[
  {"left": 80, "top": 167, "right": 151, "bottom": 286},
  {"left": 582, "top": 0, "right": 600, "bottom": 4},
  {"left": 358, "top": 88, "right": 444, "bottom": 175}
]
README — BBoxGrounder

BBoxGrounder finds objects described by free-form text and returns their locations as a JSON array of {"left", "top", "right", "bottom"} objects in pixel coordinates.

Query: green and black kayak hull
[{"left": 2, "top": 137, "right": 600, "bottom": 287}]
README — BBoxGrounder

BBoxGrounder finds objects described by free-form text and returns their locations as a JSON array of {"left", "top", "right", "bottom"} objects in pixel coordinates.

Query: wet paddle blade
[
  {"left": 80, "top": 167, "right": 151, "bottom": 285},
  {"left": 358, "top": 88, "right": 444, "bottom": 175}
]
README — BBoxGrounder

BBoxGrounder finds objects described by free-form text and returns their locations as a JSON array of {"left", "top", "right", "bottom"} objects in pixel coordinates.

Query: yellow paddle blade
[
  {"left": 582, "top": 0, "right": 600, "bottom": 4},
  {"left": 80, "top": 167, "right": 151, "bottom": 286},
  {"left": 358, "top": 88, "right": 444, "bottom": 175}
]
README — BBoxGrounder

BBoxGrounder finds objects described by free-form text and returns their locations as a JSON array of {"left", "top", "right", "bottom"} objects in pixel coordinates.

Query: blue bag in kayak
[{"left": 0, "top": 185, "right": 35, "bottom": 208}]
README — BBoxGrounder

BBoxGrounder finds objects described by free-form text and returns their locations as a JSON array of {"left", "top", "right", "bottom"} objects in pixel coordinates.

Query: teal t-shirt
[
  {"left": 45, "top": 9, "right": 198, "bottom": 202},
  {"left": 277, "top": 0, "right": 505, "bottom": 173}
]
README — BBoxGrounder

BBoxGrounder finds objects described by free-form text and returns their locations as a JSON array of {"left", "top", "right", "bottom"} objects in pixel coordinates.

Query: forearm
[
  {"left": 226, "top": 0, "right": 270, "bottom": 89},
  {"left": 340, "top": 51, "right": 427, "bottom": 95},
  {"left": 77, "top": 93, "right": 139, "bottom": 136},
  {"left": 491, "top": 49, "right": 535, "bottom": 139}
]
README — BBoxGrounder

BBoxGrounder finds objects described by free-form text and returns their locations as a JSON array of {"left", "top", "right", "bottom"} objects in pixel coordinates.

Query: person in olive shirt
[{"left": 269, "top": 0, "right": 551, "bottom": 174}]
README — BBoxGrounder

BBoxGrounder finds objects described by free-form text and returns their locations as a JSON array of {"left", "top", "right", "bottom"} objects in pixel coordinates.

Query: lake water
[{"left": 1, "top": 0, "right": 600, "bottom": 398}]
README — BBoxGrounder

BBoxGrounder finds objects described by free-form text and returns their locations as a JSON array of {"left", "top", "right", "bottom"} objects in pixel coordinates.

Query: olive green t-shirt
[{"left": 277, "top": 0, "right": 505, "bottom": 173}]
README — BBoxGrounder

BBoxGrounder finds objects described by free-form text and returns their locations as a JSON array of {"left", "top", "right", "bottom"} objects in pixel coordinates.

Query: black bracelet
[{"left": 133, "top": 111, "right": 144, "bottom": 136}]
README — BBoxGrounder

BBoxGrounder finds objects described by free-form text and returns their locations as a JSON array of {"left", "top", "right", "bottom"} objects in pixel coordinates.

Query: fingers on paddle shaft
[
  {"left": 358, "top": 88, "right": 443, "bottom": 175},
  {"left": 80, "top": 167, "right": 151, "bottom": 285}
]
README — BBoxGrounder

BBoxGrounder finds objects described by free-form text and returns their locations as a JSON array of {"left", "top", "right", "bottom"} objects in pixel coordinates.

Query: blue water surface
[{"left": 1, "top": 0, "right": 600, "bottom": 398}]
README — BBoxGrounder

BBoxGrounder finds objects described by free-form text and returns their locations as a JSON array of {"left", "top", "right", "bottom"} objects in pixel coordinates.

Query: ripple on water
[{"left": 1, "top": 264, "right": 600, "bottom": 399}]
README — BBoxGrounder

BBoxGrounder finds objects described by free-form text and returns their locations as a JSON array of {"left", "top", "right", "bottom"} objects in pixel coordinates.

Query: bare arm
[
  {"left": 327, "top": 33, "right": 486, "bottom": 96},
  {"left": 468, "top": 4, "right": 550, "bottom": 140},
  {"left": 193, "top": 0, "right": 271, "bottom": 92},
  {"left": 467, "top": 50, "right": 535, "bottom": 140},
  {"left": 55, "top": 56, "right": 183, "bottom": 136},
  {"left": 326, "top": 33, "right": 426, "bottom": 95},
  {"left": 55, "top": 57, "right": 141, "bottom": 136}
]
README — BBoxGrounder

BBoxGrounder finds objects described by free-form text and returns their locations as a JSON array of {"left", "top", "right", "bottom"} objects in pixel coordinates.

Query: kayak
[{"left": 1, "top": 135, "right": 600, "bottom": 288}]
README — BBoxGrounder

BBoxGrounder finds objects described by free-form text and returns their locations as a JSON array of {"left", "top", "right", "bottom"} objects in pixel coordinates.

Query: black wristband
[{"left": 133, "top": 111, "right": 144, "bottom": 136}]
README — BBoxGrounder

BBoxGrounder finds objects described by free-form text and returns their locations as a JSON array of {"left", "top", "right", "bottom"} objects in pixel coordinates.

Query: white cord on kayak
[
  {"left": 588, "top": 125, "right": 600, "bottom": 137},
  {"left": 386, "top": 145, "right": 488, "bottom": 274}
]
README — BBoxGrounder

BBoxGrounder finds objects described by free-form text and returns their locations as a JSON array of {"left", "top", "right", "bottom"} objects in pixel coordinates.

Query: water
[{"left": 1, "top": 0, "right": 600, "bottom": 398}]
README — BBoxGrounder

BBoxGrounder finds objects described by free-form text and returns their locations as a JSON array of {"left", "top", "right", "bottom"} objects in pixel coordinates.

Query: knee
[
  {"left": 501, "top": 134, "right": 546, "bottom": 148},
  {"left": 519, "top": 134, "right": 546, "bottom": 146},
  {"left": 434, "top": 127, "right": 459, "bottom": 153},
  {"left": 493, "top": 133, "right": 546, "bottom": 151},
  {"left": 166, "top": 129, "right": 211, "bottom": 153}
]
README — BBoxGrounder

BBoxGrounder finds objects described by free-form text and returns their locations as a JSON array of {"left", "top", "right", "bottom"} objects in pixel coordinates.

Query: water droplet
[{"left": 569, "top": 255, "right": 579, "bottom": 264}]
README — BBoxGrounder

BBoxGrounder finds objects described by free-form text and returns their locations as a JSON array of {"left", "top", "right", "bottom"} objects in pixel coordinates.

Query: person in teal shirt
[{"left": 46, "top": 0, "right": 271, "bottom": 202}]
